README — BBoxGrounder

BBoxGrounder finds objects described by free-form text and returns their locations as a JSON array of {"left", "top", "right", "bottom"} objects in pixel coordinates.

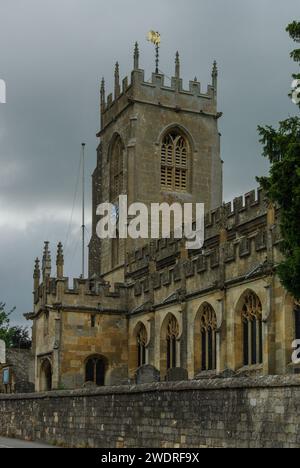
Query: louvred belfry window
[
  {"left": 110, "top": 136, "right": 124, "bottom": 201},
  {"left": 161, "top": 131, "right": 189, "bottom": 192}
]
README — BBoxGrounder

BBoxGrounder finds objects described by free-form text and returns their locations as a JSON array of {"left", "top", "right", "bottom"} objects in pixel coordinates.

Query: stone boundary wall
[{"left": 0, "top": 376, "right": 300, "bottom": 448}]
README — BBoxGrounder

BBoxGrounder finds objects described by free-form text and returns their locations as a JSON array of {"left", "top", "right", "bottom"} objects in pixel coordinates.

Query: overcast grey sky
[{"left": 0, "top": 0, "right": 299, "bottom": 326}]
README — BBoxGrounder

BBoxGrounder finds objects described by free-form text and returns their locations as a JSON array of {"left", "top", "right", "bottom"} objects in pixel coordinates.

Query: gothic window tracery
[
  {"left": 161, "top": 131, "right": 189, "bottom": 192},
  {"left": 136, "top": 323, "right": 147, "bottom": 368},
  {"left": 166, "top": 316, "right": 179, "bottom": 369},
  {"left": 85, "top": 356, "right": 106, "bottom": 386},
  {"left": 242, "top": 292, "right": 263, "bottom": 366},
  {"left": 200, "top": 304, "right": 217, "bottom": 371}
]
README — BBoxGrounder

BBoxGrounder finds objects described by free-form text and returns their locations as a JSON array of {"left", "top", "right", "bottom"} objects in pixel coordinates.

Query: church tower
[{"left": 89, "top": 43, "right": 223, "bottom": 283}]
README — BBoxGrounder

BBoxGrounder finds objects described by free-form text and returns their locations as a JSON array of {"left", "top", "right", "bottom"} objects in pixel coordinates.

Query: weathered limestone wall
[
  {"left": 1, "top": 376, "right": 300, "bottom": 448},
  {"left": 60, "top": 311, "right": 129, "bottom": 389},
  {"left": 92, "top": 59, "right": 222, "bottom": 280},
  {"left": 0, "top": 349, "right": 35, "bottom": 394}
]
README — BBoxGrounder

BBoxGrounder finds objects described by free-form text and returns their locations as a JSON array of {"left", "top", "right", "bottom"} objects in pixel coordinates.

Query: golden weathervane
[
  {"left": 147, "top": 30, "right": 161, "bottom": 73},
  {"left": 147, "top": 30, "right": 161, "bottom": 46}
]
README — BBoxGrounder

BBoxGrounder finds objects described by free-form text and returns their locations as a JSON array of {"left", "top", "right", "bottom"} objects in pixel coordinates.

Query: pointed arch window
[
  {"left": 242, "top": 292, "right": 263, "bottom": 366},
  {"left": 166, "top": 316, "right": 179, "bottom": 369},
  {"left": 161, "top": 131, "right": 189, "bottom": 192},
  {"left": 85, "top": 356, "right": 106, "bottom": 386},
  {"left": 200, "top": 304, "right": 217, "bottom": 371},
  {"left": 110, "top": 136, "right": 124, "bottom": 201},
  {"left": 40, "top": 359, "right": 52, "bottom": 392},
  {"left": 137, "top": 323, "right": 148, "bottom": 368}
]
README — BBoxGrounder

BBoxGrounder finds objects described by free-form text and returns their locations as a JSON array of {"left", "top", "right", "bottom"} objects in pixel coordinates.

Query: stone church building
[{"left": 25, "top": 44, "right": 299, "bottom": 392}]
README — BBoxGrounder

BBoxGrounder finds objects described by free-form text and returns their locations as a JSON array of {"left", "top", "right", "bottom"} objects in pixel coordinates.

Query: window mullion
[
  {"left": 212, "top": 328, "right": 216, "bottom": 370},
  {"left": 255, "top": 318, "right": 260, "bottom": 365},
  {"left": 205, "top": 329, "right": 209, "bottom": 370},
  {"left": 248, "top": 320, "right": 252, "bottom": 366}
]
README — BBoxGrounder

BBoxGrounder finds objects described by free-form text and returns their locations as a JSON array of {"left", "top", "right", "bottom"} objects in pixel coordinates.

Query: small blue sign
[{"left": 3, "top": 368, "right": 10, "bottom": 385}]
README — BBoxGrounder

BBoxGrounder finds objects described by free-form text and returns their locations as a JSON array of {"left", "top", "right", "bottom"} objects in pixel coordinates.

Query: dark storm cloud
[{"left": 0, "top": 0, "right": 298, "bottom": 324}]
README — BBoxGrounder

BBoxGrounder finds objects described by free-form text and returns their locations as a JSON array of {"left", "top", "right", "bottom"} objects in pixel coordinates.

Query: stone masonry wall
[{"left": 0, "top": 376, "right": 300, "bottom": 448}]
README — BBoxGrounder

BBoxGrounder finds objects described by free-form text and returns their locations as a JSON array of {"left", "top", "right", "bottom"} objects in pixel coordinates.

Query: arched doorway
[
  {"left": 40, "top": 359, "right": 52, "bottom": 391},
  {"left": 85, "top": 355, "right": 107, "bottom": 386}
]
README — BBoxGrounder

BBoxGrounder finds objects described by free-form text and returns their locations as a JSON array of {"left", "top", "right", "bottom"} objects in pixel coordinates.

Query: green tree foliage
[
  {"left": 10, "top": 326, "right": 32, "bottom": 349},
  {"left": 0, "top": 303, "right": 31, "bottom": 349},
  {"left": 0, "top": 302, "right": 14, "bottom": 346},
  {"left": 286, "top": 21, "right": 300, "bottom": 70},
  {"left": 257, "top": 22, "right": 300, "bottom": 300}
]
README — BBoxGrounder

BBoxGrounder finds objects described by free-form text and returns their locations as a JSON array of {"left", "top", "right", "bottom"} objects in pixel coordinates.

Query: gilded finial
[
  {"left": 147, "top": 31, "right": 161, "bottom": 46},
  {"left": 147, "top": 30, "right": 161, "bottom": 73}
]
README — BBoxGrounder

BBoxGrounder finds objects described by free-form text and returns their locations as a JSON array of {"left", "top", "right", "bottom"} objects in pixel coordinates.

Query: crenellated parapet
[
  {"left": 97, "top": 43, "right": 219, "bottom": 136},
  {"left": 31, "top": 242, "right": 127, "bottom": 317},
  {"left": 128, "top": 235, "right": 274, "bottom": 302},
  {"left": 126, "top": 187, "right": 270, "bottom": 277},
  {"left": 30, "top": 186, "right": 281, "bottom": 318},
  {"left": 204, "top": 187, "right": 267, "bottom": 238},
  {"left": 125, "top": 188, "right": 282, "bottom": 310}
]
